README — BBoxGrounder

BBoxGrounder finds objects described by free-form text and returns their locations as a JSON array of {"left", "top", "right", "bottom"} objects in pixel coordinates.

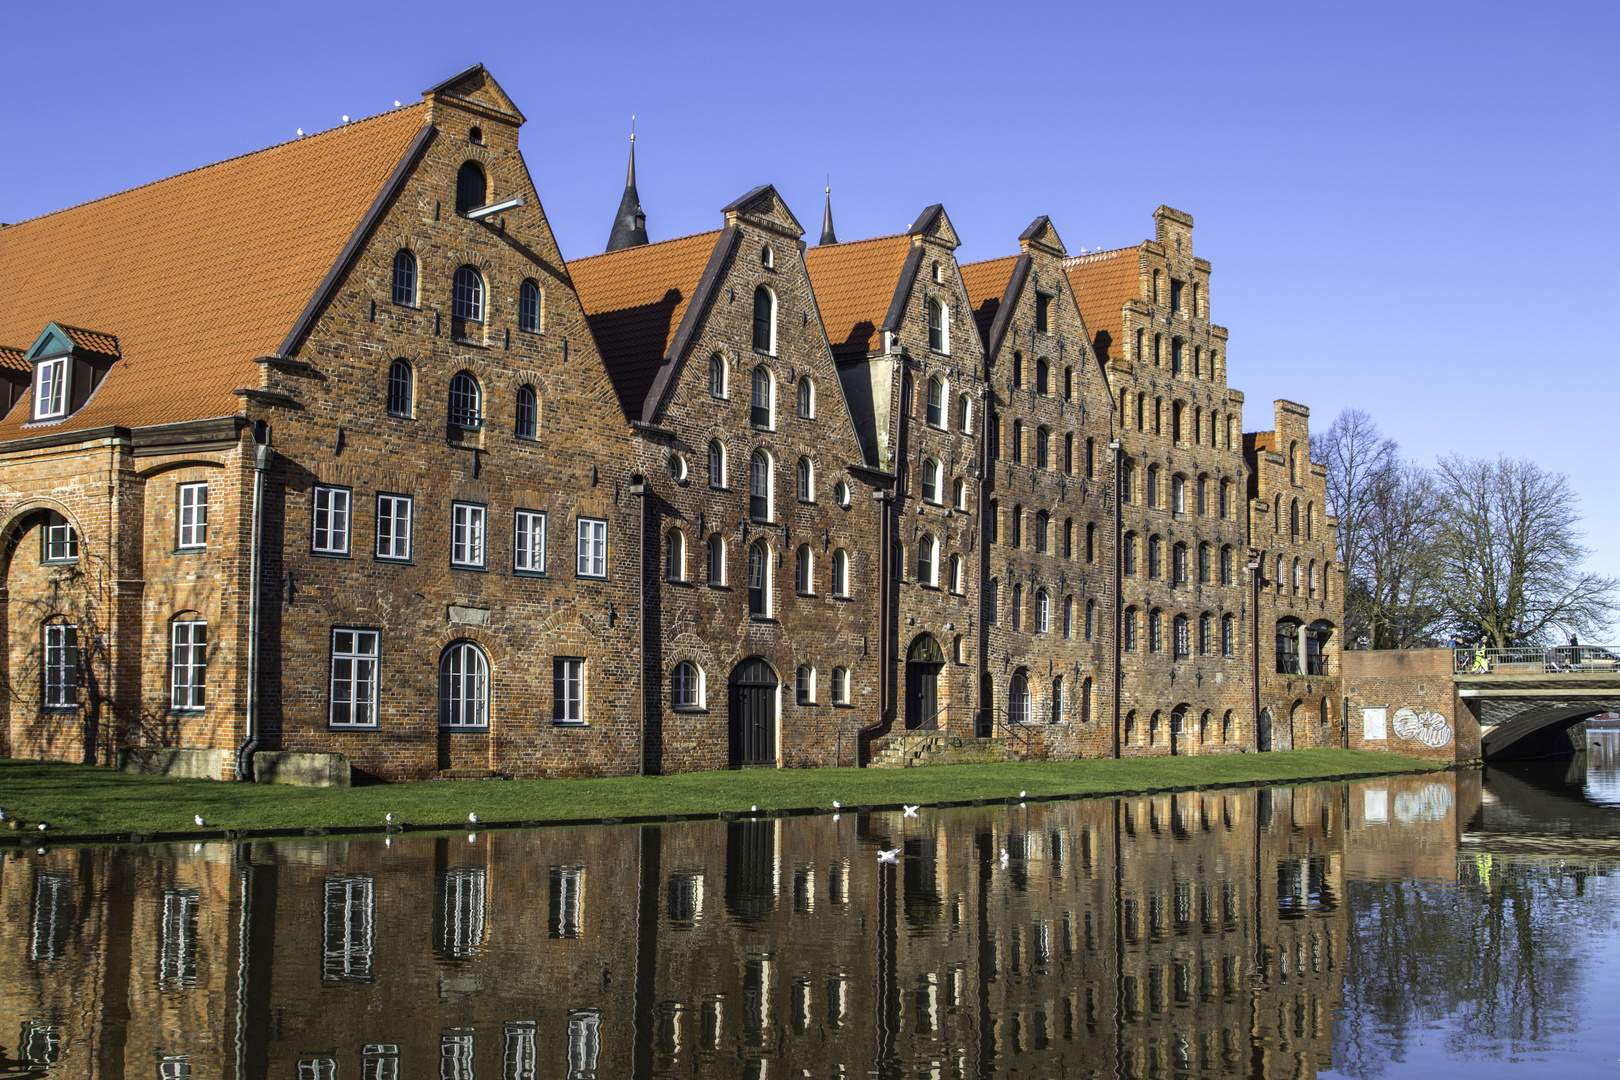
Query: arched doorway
[
  {"left": 1170, "top": 705, "right": 1189, "bottom": 756},
  {"left": 905, "top": 634, "right": 944, "bottom": 729},
  {"left": 729, "top": 657, "right": 778, "bottom": 768},
  {"left": 1257, "top": 707, "right": 1274, "bottom": 752}
]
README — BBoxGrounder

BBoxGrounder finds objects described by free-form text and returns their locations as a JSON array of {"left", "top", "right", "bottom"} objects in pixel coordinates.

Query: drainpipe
[
  {"left": 1249, "top": 555, "right": 1262, "bottom": 751},
  {"left": 629, "top": 476, "right": 648, "bottom": 776},
  {"left": 236, "top": 441, "right": 271, "bottom": 781},
  {"left": 1110, "top": 439, "right": 1122, "bottom": 759},
  {"left": 856, "top": 489, "right": 894, "bottom": 765}
]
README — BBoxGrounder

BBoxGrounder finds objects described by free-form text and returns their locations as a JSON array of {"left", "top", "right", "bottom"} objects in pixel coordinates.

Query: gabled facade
[{"left": 572, "top": 186, "right": 883, "bottom": 770}]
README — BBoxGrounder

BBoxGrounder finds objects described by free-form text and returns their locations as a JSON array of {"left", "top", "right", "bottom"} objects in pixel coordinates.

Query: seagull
[
  {"left": 1000, "top": 848, "right": 1010, "bottom": 867},
  {"left": 296, "top": 128, "right": 304, "bottom": 137},
  {"left": 385, "top": 813, "right": 393, "bottom": 823},
  {"left": 394, "top": 100, "right": 401, "bottom": 107},
  {"left": 877, "top": 848, "right": 900, "bottom": 863},
  {"left": 468, "top": 812, "right": 479, "bottom": 824},
  {"left": 194, "top": 815, "right": 206, "bottom": 827},
  {"left": 903, "top": 805, "right": 920, "bottom": 818},
  {"left": 37, "top": 823, "right": 47, "bottom": 831},
  {"left": 832, "top": 801, "right": 841, "bottom": 809},
  {"left": 1020, "top": 791, "right": 1027, "bottom": 799},
  {"left": 342, "top": 115, "right": 350, "bottom": 123},
  {"left": 751, "top": 805, "right": 759, "bottom": 813}
]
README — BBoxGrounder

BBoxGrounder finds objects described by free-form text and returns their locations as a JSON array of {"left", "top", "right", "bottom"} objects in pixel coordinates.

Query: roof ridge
[
  {"left": 568, "top": 227, "right": 722, "bottom": 267},
  {"left": 1062, "top": 245, "right": 1138, "bottom": 265},
  {"left": 0, "top": 104, "right": 427, "bottom": 234},
  {"left": 959, "top": 253, "right": 1019, "bottom": 269},
  {"left": 805, "top": 230, "right": 908, "bottom": 252}
]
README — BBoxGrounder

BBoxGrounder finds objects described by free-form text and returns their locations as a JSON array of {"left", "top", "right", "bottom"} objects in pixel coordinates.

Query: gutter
[
  {"left": 629, "top": 476, "right": 649, "bottom": 775},
  {"left": 1111, "top": 438, "right": 1123, "bottom": 758},
  {"left": 236, "top": 441, "right": 271, "bottom": 780},
  {"left": 857, "top": 489, "right": 895, "bottom": 765}
]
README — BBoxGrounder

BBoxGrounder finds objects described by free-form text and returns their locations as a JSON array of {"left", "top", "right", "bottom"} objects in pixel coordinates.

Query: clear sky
[{"left": 5, "top": 1, "right": 1618, "bottom": 603}]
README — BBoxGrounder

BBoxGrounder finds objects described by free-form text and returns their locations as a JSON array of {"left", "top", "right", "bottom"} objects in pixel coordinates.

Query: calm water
[{"left": 4, "top": 765, "right": 1620, "bottom": 1080}]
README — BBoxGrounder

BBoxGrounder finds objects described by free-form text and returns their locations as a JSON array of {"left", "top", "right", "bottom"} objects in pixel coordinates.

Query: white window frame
[
  {"left": 33, "top": 357, "right": 68, "bottom": 420},
  {"left": 832, "top": 549, "right": 849, "bottom": 597},
  {"left": 440, "top": 642, "right": 489, "bottom": 729},
  {"left": 554, "top": 657, "right": 585, "bottom": 724},
  {"left": 177, "top": 483, "right": 208, "bottom": 550},
  {"left": 918, "top": 535, "right": 937, "bottom": 587},
  {"left": 43, "top": 623, "right": 78, "bottom": 709},
  {"left": 375, "top": 494, "right": 412, "bottom": 561},
  {"left": 707, "top": 534, "right": 727, "bottom": 586},
  {"left": 312, "top": 486, "right": 351, "bottom": 555},
  {"left": 1037, "top": 590, "right": 1051, "bottom": 634},
  {"left": 831, "top": 666, "right": 849, "bottom": 704},
  {"left": 672, "top": 661, "right": 704, "bottom": 709},
  {"left": 514, "top": 510, "right": 547, "bottom": 573},
  {"left": 796, "top": 665, "right": 817, "bottom": 705},
  {"left": 953, "top": 478, "right": 968, "bottom": 511},
  {"left": 451, "top": 503, "right": 486, "bottom": 568},
  {"left": 329, "top": 629, "right": 380, "bottom": 728},
  {"left": 667, "top": 529, "right": 687, "bottom": 582},
  {"left": 171, "top": 620, "right": 207, "bottom": 711},
  {"left": 928, "top": 299, "right": 950, "bottom": 354},
  {"left": 576, "top": 518, "right": 607, "bottom": 578},
  {"left": 43, "top": 514, "right": 78, "bottom": 563},
  {"left": 797, "top": 377, "right": 814, "bottom": 419},
  {"left": 950, "top": 554, "right": 964, "bottom": 594}
]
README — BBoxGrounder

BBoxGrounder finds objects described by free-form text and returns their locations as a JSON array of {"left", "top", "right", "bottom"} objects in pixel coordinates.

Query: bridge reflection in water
[{"left": 3, "top": 771, "right": 1618, "bottom": 1079}]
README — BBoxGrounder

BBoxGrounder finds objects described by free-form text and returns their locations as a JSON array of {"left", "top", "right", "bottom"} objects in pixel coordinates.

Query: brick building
[{"left": 0, "top": 65, "right": 1343, "bottom": 781}]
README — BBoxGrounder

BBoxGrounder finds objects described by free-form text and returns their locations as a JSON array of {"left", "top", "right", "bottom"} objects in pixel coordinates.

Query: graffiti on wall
[{"left": 1392, "top": 707, "right": 1453, "bottom": 748}]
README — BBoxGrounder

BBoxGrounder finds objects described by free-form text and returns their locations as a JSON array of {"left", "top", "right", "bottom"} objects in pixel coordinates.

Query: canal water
[{"left": 4, "top": 765, "right": 1619, "bottom": 1079}]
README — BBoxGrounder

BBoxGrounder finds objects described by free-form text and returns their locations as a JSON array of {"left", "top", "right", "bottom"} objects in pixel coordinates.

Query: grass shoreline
[{"left": 0, "top": 749, "right": 1454, "bottom": 845}]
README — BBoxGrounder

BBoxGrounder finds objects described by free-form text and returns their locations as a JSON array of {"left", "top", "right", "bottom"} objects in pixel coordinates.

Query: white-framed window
[
  {"left": 831, "top": 548, "right": 849, "bottom": 596},
  {"left": 576, "top": 518, "right": 607, "bottom": 578},
  {"left": 795, "top": 544, "right": 814, "bottom": 594},
  {"left": 511, "top": 510, "right": 546, "bottom": 573},
  {"left": 957, "top": 394, "right": 972, "bottom": 433},
  {"left": 672, "top": 661, "right": 704, "bottom": 709},
  {"left": 1036, "top": 589, "right": 1051, "bottom": 634},
  {"left": 749, "top": 450, "right": 773, "bottom": 522},
  {"left": 313, "top": 486, "right": 351, "bottom": 555},
  {"left": 177, "top": 483, "right": 208, "bottom": 550},
  {"left": 33, "top": 357, "right": 68, "bottom": 420},
  {"left": 329, "top": 629, "right": 379, "bottom": 728},
  {"left": 752, "top": 288, "right": 777, "bottom": 355},
  {"left": 707, "top": 534, "right": 726, "bottom": 585},
  {"left": 708, "top": 352, "right": 728, "bottom": 398},
  {"left": 439, "top": 641, "right": 488, "bottom": 728},
  {"left": 917, "top": 534, "right": 937, "bottom": 586},
  {"left": 171, "top": 620, "right": 207, "bottom": 711},
  {"left": 451, "top": 503, "right": 486, "bottom": 568},
  {"left": 42, "top": 512, "right": 78, "bottom": 563},
  {"left": 831, "top": 666, "right": 849, "bottom": 704},
  {"left": 376, "top": 494, "right": 412, "bottom": 560},
  {"left": 795, "top": 665, "right": 816, "bottom": 705},
  {"left": 798, "top": 377, "right": 814, "bottom": 419},
  {"left": 666, "top": 529, "right": 687, "bottom": 581},
  {"left": 43, "top": 623, "right": 78, "bottom": 709},
  {"left": 953, "top": 478, "right": 968, "bottom": 511},
  {"left": 921, "top": 458, "right": 942, "bottom": 504},
  {"left": 927, "top": 298, "right": 949, "bottom": 354},
  {"left": 835, "top": 479, "right": 851, "bottom": 508},
  {"left": 554, "top": 657, "right": 584, "bottom": 723},
  {"left": 751, "top": 365, "right": 775, "bottom": 428},
  {"left": 708, "top": 440, "right": 727, "bottom": 488},
  {"left": 949, "top": 553, "right": 964, "bottom": 594},
  {"left": 797, "top": 457, "right": 815, "bottom": 502},
  {"left": 748, "top": 540, "right": 772, "bottom": 617},
  {"left": 927, "top": 376, "right": 946, "bottom": 427}
]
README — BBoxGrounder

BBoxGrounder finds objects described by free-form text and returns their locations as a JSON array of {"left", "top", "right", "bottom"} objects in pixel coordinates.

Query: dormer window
[
  {"left": 24, "top": 323, "right": 119, "bottom": 424},
  {"left": 34, "top": 357, "right": 67, "bottom": 420}
]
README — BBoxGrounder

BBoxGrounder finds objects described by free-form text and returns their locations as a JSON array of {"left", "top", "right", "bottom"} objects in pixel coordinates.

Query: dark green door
[{"left": 731, "top": 658, "right": 777, "bottom": 767}]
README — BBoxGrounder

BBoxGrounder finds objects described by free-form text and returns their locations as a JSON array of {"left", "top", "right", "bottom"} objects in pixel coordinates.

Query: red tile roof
[
  {"left": 803, "top": 234, "right": 911, "bottom": 354},
  {"left": 0, "top": 105, "right": 428, "bottom": 439},
  {"left": 959, "top": 255, "right": 1019, "bottom": 347},
  {"left": 0, "top": 347, "right": 27, "bottom": 375},
  {"left": 59, "top": 326, "right": 121, "bottom": 357},
  {"left": 568, "top": 230, "right": 723, "bottom": 420},
  {"left": 1064, "top": 247, "right": 1140, "bottom": 362}
]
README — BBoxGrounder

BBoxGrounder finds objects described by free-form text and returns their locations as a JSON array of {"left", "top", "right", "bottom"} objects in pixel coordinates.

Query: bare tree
[
  {"left": 1358, "top": 461, "right": 1444, "bottom": 648},
  {"left": 1312, "top": 408, "right": 1399, "bottom": 587},
  {"left": 1432, "top": 455, "right": 1617, "bottom": 646}
]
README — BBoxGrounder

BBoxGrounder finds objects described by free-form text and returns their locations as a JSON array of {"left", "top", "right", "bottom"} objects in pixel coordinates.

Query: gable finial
[
  {"left": 606, "top": 115, "right": 649, "bottom": 252},
  {"left": 819, "top": 173, "right": 838, "bottom": 246}
]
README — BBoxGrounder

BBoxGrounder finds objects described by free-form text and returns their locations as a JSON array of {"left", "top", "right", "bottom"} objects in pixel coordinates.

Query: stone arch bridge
[{"left": 1456, "top": 655, "right": 1620, "bottom": 760}]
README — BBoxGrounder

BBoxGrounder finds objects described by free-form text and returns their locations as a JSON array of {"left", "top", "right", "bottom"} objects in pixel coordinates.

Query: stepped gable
[
  {"left": 0, "top": 104, "right": 428, "bottom": 438},
  {"left": 959, "top": 254, "right": 1019, "bottom": 350},
  {"left": 803, "top": 233, "right": 911, "bottom": 356},
  {"left": 569, "top": 230, "right": 724, "bottom": 421},
  {"left": 1064, "top": 246, "right": 1139, "bottom": 362}
]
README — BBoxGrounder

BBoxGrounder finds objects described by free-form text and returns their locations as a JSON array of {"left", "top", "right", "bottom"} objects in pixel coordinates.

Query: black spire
[
  {"left": 605, "top": 124, "right": 648, "bottom": 252},
  {"left": 819, "top": 179, "right": 838, "bottom": 246}
]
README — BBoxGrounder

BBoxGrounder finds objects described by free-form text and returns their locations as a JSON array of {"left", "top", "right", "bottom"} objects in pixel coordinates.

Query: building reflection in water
[{"left": 4, "top": 770, "right": 1619, "bottom": 1079}]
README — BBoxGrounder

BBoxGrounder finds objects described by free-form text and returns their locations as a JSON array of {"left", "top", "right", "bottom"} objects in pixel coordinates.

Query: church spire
[
  {"left": 819, "top": 176, "right": 838, "bottom": 246},
  {"left": 605, "top": 119, "right": 649, "bottom": 252}
]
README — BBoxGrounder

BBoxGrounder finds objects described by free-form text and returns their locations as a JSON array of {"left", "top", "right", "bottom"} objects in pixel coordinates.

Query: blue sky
[{"left": 6, "top": 1, "right": 1619, "bottom": 598}]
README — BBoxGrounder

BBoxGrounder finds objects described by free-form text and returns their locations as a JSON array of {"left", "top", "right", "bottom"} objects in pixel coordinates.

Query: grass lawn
[{"left": 0, "top": 749, "right": 1448, "bottom": 841}]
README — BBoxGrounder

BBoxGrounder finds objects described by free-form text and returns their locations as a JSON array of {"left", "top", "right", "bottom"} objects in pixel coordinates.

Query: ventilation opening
[{"left": 469, "top": 126, "right": 483, "bottom": 144}]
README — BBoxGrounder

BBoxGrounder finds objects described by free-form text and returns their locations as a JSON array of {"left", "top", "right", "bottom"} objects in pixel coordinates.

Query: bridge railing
[{"left": 1454, "top": 645, "right": 1620, "bottom": 675}]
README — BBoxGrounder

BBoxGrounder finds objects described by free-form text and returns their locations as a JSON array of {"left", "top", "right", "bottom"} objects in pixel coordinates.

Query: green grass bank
[{"left": 0, "top": 749, "right": 1447, "bottom": 843}]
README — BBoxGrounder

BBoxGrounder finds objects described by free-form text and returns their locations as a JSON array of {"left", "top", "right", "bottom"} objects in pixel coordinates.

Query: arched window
[
  {"left": 761, "top": 243, "right": 775, "bottom": 269},
  {"left": 1063, "top": 517, "right": 1074, "bottom": 559},
  {"left": 1146, "top": 466, "right": 1160, "bottom": 508},
  {"left": 1050, "top": 677, "right": 1064, "bottom": 723},
  {"left": 917, "top": 534, "right": 937, "bottom": 586},
  {"left": 1223, "top": 711, "right": 1234, "bottom": 742},
  {"left": 1086, "top": 522, "right": 1096, "bottom": 563},
  {"left": 1011, "top": 584, "right": 1023, "bottom": 631},
  {"left": 439, "top": 641, "right": 489, "bottom": 728},
  {"left": 957, "top": 394, "right": 972, "bottom": 432},
  {"left": 1172, "top": 474, "right": 1186, "bottom": 514},
  {"left": 835, "top": 479, "right": 851, "bottom": 508},
  {"left": 709, "top": 353, "right": 727, "bottom": 398},
  {"left": 797, "top": 457, "right": 815, "bottom": 502},
  {"left": 1306, "top": 501, "right": 1314, "bottom": 539},
  {"left": 1010, "top": 505, "right": 1023, "bottom": 549},
  {"left": 1085, "top": 599, "right": 1096, "bottom": 641},
  {"left": 452, "top": 266, "right": 484, "bottom": 321},
  {"left": 949, "top": 553, "right": 963, "bottom": 593},
  {"left": 1199, "top": 613, "right": 1212, "bottom": 655},
  {"left": 926, "top": 376, "right": 945, "bottom": 427},
  {"left": 1064, "top": 366, "right": 1074, "bottom": 401},
  {"left": 706, "top": 534, "right": 726, "bottom": 585},
  {"left": 1290, "top": 499, "right": 1300, "bottom": 537},
  {"left": 1198, "top": 543, "right": 1211, "bottom": 583},
  {"left": 1034, "top": 511, "right": 1049, "bottom": 554},
  {"left": 752, "top": 287, "right": 776, "bottom": 354},
  {"left": 1276, "top": 620, "right": 1301, "bottom": 674},
  {"left": 1309, "top": 560, "right": 1318, "bottom": 598},
  {"left": 797, "top": 377, "right": 814, "bottom": 419},
  {"left": 1011, "top": 420, "right": 1024, "bottom": 463},
  {"left": 1148, "top": 535, "right": 1162, "bottom": 579},
  {"left": 448, "top": 371, "right": 481, "bottom": 428},
  {"left": 1276, "top": 553, "right": 1285, "bottom": 592},
  {"left": 708, "top": 440, "right": 726, "bottom": 488},
  {"left": 1009, "top": 671, "right": 1030, "bottom": 725},
  {"left": 1289, "top": 441, "right": 1298, "bottom": 483},
  {"left": 455, "top": 161, "right": 486, "bottom": 215},
  {"left": 748, "top": 541, "right": 771, "bottom": 616},
  {"left": 1125, "top": 710, "right": 1137, "bottom": 743},
  {"left": 795, "top": 666, "right": 815, "bottom": 705},
  {"left": 921, "top": 458, "right": 940, "bottom": 503},
  {"left": 1220, "top": 479, "right": 1231, "bottom": 519},
  {"left": 1150, "top": 711, "right": 1162, "bottom": 745},
  {"left": 988, "top": 500, "right": 999, "bottom": 543},
  {"left": 1123, "top": 608, "right": 1138, "bottom": 651},
  {"left": 1063, "top": 595, "right": 1074, "bottom": 638},
  {"left": 928, "top": 298, "right": 949, "bottom": 353},
  {"left": 1172, "top": 542, "right": 1187, "bottom": 584},
  {"left": 750, "top": 366, "right": 774, "bottom": 428},
  {"left": 1197, "top": 475, "right": 1209, "bottom": 515},
  {"left": 1121, "top": 461, "right": 1134, "bottom": 503},
  {"left": 1274, "top": 494, "right": 1283, "bottom": 533},
  {"left": 1035, "top": 427, "right": 1049, "bottom": 469},
  {"left": 1012, "top": 351, "right": 1024, "bottom": 387},
  {"left": 1123, "top": 532, "right": 1138, "bottom": 576},
  {"left": 1036, "top": 589, "right": 1051, "bottom": 634},
  {"left": 1199, "top": 710, "right": 1211, "bottom": 744},
  {"left": 953, "top": 478, "right": 967, "bottom": 510},
  {"left": 515, "top": 386, "right": 537, "bottom": 438},
  {"left": 665, "top": 529, "right": 686, "bottom": 581},
  {"left": 1173, "top": 614, "right": 1190, "bottom": 658},
  {"left": 387, "top": 360, "right": 413, "bottom": 417},
  {"left": 796, "top": 544, "right": 813, "bottom": 594},
  {"left": 832, "top": 548, "right": 849, "bottom": 596},
  {"left": 1081, "top": 678, "right": 1093, "bottom": 724},
  {"left": 519, "top": 279, "right": 542, "bottom": 332},
  {"left": 1220, "top": 545, "right": 1234, "bottom": 586},
  {"left": 832, "top": 667, "right": 850, "bottom": 705},
  {"left": 1293, "top": 558, "right": 1302, "bottom": 594},
  {"left": 901, "top": 373, "right": 914, "bottom": 417},
  {"left": 1035, "top": 358, "right": 1049, "bottom": 395},
  {"left": 1148, "top": 609, "right": 1163, "bottom": 653},
  {"left": 391, "top": 250, "right": 417, "bottom": 306},
  {"left": 749, "top": 450, "right": 772, "bottom": 521},
  {"left": 1064, "top": 432, "right": 1075, "bottom": 474},
  {"left": 672, "top": 662, "right": 702, "bottom": 708}
]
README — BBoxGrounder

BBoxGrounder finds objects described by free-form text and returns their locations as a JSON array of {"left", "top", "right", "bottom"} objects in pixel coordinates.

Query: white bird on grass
[
  {"left": 385, "top": 813, "right": 394, "bottom": 823},
  {"left": 37, "top": 823, "right": 47, "bottom": 832},
  {"left": 903, "top": 805, "right": 920, "bottom": 818},
  {"left": 832, "top": 800, "right": 841, "bottom": 809},
  {"left": 468, "top": 812, "right": 479, "bottom": 824},
  {"left": 751, "top": 805, "right": 759, "bottom": 813},
  {"left": 194, "top": 815, "right": 206, "bottom": 827},
  {"left": 877, "top": 848, "right": 900, "bottom": 863},
  {"left": 1020, "top": 791, "right": 1027, "bottom": 799}
]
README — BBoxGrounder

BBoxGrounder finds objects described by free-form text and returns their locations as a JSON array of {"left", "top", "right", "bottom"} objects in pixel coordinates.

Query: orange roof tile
[
  {"left": 1064, "top": 247, "right": 1140, "bottom": 362},
  {"left": 960, "top": 255, "right": 1019, "bottom": 347},
  {"left": 0, "top": 105, "right": 428, "bottom": 439},
  {"left": 803, "top": 234, "right": 911, "bottom": 355},
  {"left": 569, "top": 230, "right": 723, "bottom": 420},
  {"left": 58, "top": 326, "right": 121, "bottom": 357},
  {"left": 0, "top": 347, "right": 27, "bottom": 375}
]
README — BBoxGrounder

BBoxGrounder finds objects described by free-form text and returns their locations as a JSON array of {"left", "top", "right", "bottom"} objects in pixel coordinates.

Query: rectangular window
[
  {"left": 42, "top": 514, "right": 78, "bottom": 563},
  {"left": 375, "top": 494, "right": 412, "bottom": 560},
  {"left": 312, "top": 486, "right": 351, "bottom": 555},
  {"left": 171, "top": 620, "right": 207, "bottom": 711},
  {"left": 451, "top": 503, "right": 486, "bottom": 568},
  {"left": 43, "top": 624, "right": 78, "bottom": 709},
  {"left": 576, "top": 518, "right": 607, "bottom": 578},
  {"left": 554, "top": 657, "right": 584, "bottom": 723},
  {"left": 514, "top": 510, "right": 547, "bottom": 573},
  {"left": 329, "top": 629, "right": 380, "bottom": 728},
  {"left": 322, "top": 876, "right": 375, "bottom": 982},
  {"left": 1035, "top": 292, "right": 1052, "bottom": 333},
  {"left": 177, "top": 483, "right": 208, "bottom": 550},
  {"left": 34, "top": 357, "right": 68, "bottom": 420}
]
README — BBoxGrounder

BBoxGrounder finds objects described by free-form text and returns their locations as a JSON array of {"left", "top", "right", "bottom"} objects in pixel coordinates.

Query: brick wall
[{"left": 1342, "top": 648, "right": 1476, "bottom": 762}]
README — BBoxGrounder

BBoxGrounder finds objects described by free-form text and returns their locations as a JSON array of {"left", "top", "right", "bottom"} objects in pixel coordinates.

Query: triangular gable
[
  {"left": 27, "top": 322, "right": 119, "bottom": 362},
  {"left": 1018, "top": 215, "right": 1067, "bottom": 258},
  {"left": 721, "top": 185, "right": 804, "bottom": 238},
  {"left": 423, "top": 63, "right": 526, "bottom": 124},
  {"left": 906, "top": 204, "right": 960, "bottom": 249}
]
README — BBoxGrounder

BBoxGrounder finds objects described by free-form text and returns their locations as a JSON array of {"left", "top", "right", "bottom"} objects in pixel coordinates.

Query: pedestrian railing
[{"left": 1453, "top": 645, "right": 1620, "bottom": 675}]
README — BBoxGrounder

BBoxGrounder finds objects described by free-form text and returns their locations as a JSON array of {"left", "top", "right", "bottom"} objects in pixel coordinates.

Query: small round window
[
  {"left": 835, "top": 479, "right": 851, "bottom": 508},
  {"left": 668, "top": 453, "right": 689, "bottom": 484}
]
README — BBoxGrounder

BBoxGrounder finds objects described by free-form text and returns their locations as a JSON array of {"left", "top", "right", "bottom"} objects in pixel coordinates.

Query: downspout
[
  {"left": 236, "top": 441, "right": 270, "bottom": 780},
  {"left": 1110, "top": 439, "right": 1122, "bottom": 759},
  {"left": 629, "top": 477, "right": 648, "bottom": 775},
  {"left": 1250, "top": 555, "right": 1262, "bottom": 751},
  {"left": 857, "top": 489, "right": 894, "bottom": 765}
]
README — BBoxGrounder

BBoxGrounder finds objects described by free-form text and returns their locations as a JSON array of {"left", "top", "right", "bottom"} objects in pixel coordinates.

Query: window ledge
[
  {"left": 707, "top": 582, "right": 731, "bottom": 591},
  {"left": 40, "top": 559, "right": 80, "bottom": 567},
  {"left": 375, "top": 556, "right": 415, "bottom": 566},
  {"left": 450, "top": 562, "right": 489, "bottom": 573},
  {"left": 310, "top": 550, "right": 352, "bottom": 560},
  {"left": 796, "top": 590, "right": 816, "bottom": 598},
  {"left": 671, "top": 706, "right": 709, "bottom": 715},
  {"left": 832, "top": 593, "right": 852, "bottom": 602},
  {"left": 576, "top": 573, "right": 608, "bottom": 582},
  {"left": 41, "top": 705, "right": 81, "bottom": 714},
  {"left": 665, "top": 578, "right": 695, "bottom": 587},
  {"left": 172, "top": 548, "right": 208, "bottom": 556},
  {"left": 327, "top": 724, "right": 380, "bottom": 732},
  {"left": 513, "top": 569, "right": 548, "bottom": 578},
  {"left": 552, "top": 720, "right": 588, "bottom": 728},
  {"left": 749, "top": 615, "right": 779, "bottom": 624},
  {"left": 440, "top": 725, "right": 490, "bottom": 732}
]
